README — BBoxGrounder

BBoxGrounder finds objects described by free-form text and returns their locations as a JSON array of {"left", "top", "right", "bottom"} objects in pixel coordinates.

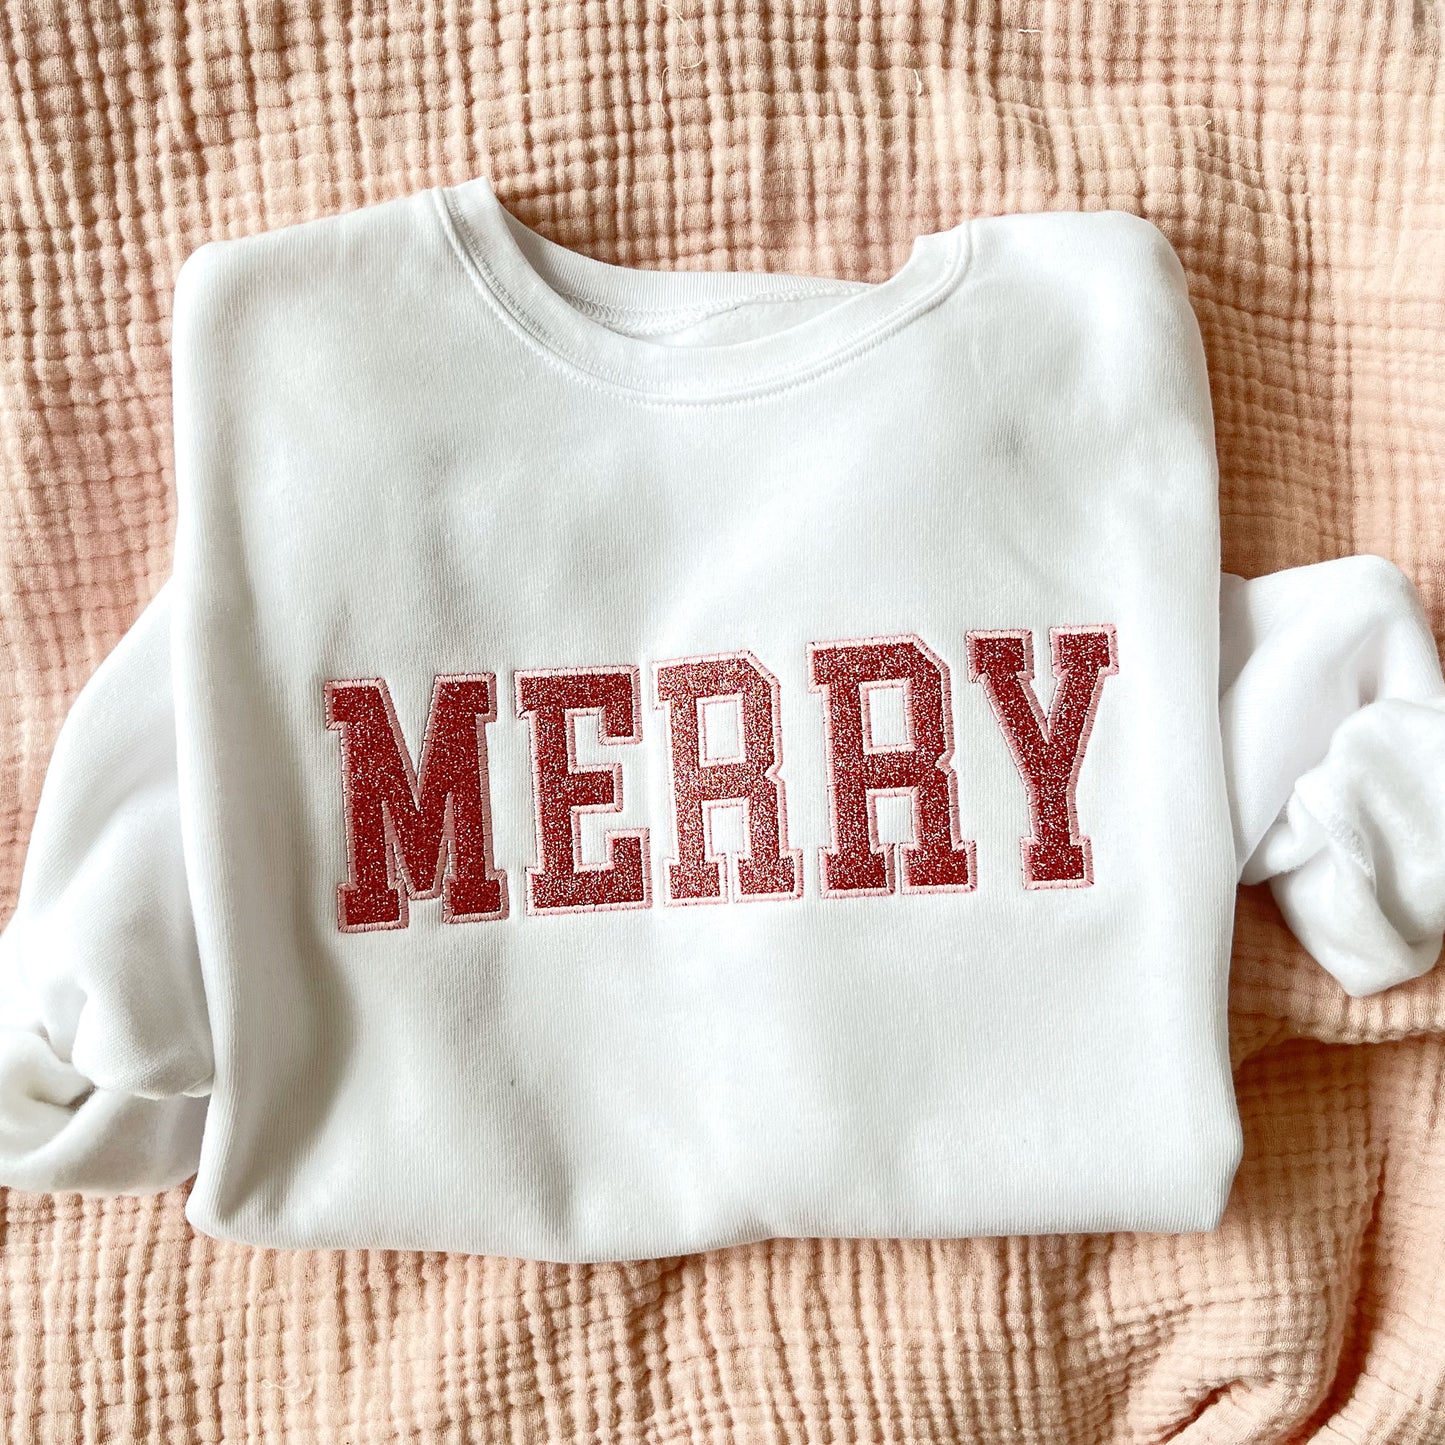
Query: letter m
[{"left": 324, "top": 675, "right": 508, "bottom": 930}]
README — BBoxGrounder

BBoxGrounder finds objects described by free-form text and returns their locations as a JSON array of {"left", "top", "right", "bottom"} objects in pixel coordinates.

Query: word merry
[{"left": 324, "top": 628, "right": 1118, "bottom": 930}]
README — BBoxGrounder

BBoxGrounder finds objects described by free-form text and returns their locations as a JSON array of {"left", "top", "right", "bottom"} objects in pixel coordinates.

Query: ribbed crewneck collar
[{"left": 436, "top": 173, "right": 972, "bottom": 403}]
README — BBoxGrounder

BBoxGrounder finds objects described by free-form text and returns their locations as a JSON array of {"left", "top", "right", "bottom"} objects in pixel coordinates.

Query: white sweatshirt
[{"left": 1, "top": 174, "right": 1442, "bottom": 1263}]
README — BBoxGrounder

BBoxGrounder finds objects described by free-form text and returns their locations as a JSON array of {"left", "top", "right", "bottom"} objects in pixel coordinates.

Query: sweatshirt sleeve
[
  {"left": 0, "top": 577, "right": 211, "bottom": 1193},
  {"left": 1220, "top": 554, "right": 1445, "bottom": 998}
]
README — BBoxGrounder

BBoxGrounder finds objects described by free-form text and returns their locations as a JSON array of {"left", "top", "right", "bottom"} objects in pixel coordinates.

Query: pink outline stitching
[
  {"left": 859, "top": 676, "right": 916, "bottom": 755},
  {"left": 654, "top": 650, "right": 804, "bottom": 907},
  {"left": 324, "top": 674, "right": 509, "bottom": 931},
  {"left": 808, "top": 634, "right": 977, "bottom": 899},
  {"left": 697, "top": 691, "right": 748, "bottom": 765},
  {"left": 966, "top": 625, "right": 1119, "bottom": 890},
  {"left": 514, "top": 665, "right": 651, "bottom": 916}
]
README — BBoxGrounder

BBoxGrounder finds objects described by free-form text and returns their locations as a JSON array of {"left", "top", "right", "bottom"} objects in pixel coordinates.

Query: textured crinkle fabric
[{"left": 1, "top": 1, "right": 1442, "bottom": 1441}]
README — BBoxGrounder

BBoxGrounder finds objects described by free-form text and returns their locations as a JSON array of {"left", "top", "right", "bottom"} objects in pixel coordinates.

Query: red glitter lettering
[
  {"left": 967, "top": 626, "right": 1118, "bottom": 888},
  {"left": 324, "top": 675, "right": 508, "bottom": 930},
  {"left": 809, "top": 636, "right": 976, "bottom": 896},
  {"left": 515, "top": 667, "right": 650, "bottom": 913},
  {"left": 654, "top": 652, "right": 802, "bottom": 904}
]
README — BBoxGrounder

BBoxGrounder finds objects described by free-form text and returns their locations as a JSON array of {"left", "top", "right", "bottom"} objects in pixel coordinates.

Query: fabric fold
[
  {"left": 0, "top": 577, "right": 212, "bottom": 1194},
  {"left": 1222, "top": 556, "right": 1445, "bottom": 996}
]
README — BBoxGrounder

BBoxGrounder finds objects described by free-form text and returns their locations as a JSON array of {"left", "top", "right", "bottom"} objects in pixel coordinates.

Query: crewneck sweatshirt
[{"left": 1, "top": 174, "right": 1442, "bottom": 1262}]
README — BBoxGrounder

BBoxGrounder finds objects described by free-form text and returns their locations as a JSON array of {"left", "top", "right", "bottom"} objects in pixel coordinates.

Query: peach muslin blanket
[{"left": 1, "top": 1, "right": 1443, "bottom": 1441}]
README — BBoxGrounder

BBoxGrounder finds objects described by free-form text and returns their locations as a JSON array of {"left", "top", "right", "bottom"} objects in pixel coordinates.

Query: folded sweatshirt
[{"left": 1, "top": 174, "right": 1442, "bottom": 1262}]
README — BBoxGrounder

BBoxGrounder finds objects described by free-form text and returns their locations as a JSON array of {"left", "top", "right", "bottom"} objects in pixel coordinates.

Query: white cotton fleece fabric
[{"left": 1, "top": 174, "right": 1442, "bottom": 1262}]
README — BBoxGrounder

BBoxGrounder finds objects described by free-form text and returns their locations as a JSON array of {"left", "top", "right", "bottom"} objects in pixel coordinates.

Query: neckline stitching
[
  {"left": 436, "top": 185, "right": 973, "bottom": 406},
  {"left": 562, "top": 289, "right": 877, "bottom": 341},
  {"left": 559, "top": 283, "right": 870, "bottom": 325}
]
